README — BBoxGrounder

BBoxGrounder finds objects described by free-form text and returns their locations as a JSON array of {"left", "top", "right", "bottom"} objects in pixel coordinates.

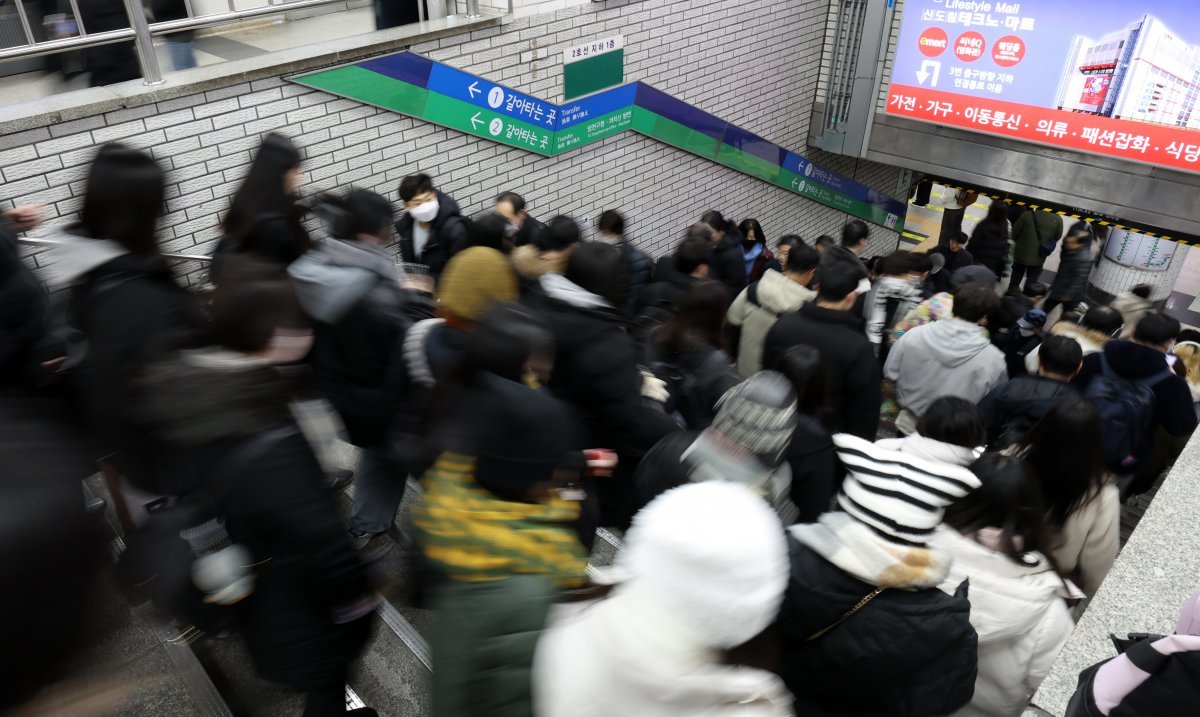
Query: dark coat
[
  {"left": 395, "top": 191, "right": 469, "bottom": 277},
  {"left": 629, "top": 431, "right": 698, "bottom": 519},
  {"left": 747, "top": 245, "right": 776, "bottom": 285},
  {"left": 513, "top": 214, "right": 546, "bottom": 249},
  {"left": 137, "top": 353, "right": 373, "bottom": 689},
  {"left": 617, "top": 240, "right": 653, "bottom": 314},
  {"left": 645, "top": 342, "right": 739, "bottom": 430},
  {"left": 978, "top": 375, "right": 1077, "bottom": 449},
  {"left": 763, "top": 303, "right": 882, "bottom": 440},
  {"left": 1049, "top": 244, "right": 1093, "bottom": 303},
  {"left": 1013, "top": 210, "right": 1062, "bottom": 267},
  {"left": 79, "top": 0, "right": 138, "bottom": 86},
  {"left": 968, "top": 219, "right": 1009, "bottom": 279},
  {"left": 68, "top": 252, "right": 202, "bottom": 493},
  {"left": 990, "top": 292, "right": 1034, "bottom": 349},
  {"left": 210, "top": 210, "right": 310, "bottom": 284},
  {"left": 776, "top": 538, "right": 978, "bottom": 717},
  {"left": 786, "top": 414, "right": 838, "bottom": 523},
  {"left": 1076, "top": 341, "right": 1199, "bottom": 438},
  {"left": 711, "top": 232, "right": 749, "bottom": 298},
  {"left": 0, "top": 221, "right": 54, "bottom": 385},
  {"left": 636, "top": 271, "right": 702, "bottom": 316},
  {"left": 540, "top": 293, "right": 680, "bottom": 525}
]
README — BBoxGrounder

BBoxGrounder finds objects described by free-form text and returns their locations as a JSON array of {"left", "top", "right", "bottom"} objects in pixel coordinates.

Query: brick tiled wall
[{"left": 5, "top": 0, "right": 908, "bottom": 285}]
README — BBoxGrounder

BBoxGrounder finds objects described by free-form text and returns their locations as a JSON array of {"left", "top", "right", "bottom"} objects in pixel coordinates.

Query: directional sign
[{"left": 289, "top": 52, "right": 909, "bottom": 231}]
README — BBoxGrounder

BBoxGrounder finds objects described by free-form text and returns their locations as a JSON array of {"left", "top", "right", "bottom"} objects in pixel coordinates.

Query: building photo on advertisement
[{"left": 885, "top": 1, "right": 1200, "bottom": 173}]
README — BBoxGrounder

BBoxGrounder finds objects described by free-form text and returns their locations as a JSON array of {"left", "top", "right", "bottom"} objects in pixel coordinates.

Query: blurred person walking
[
  {"left": 596, "top": 209, "right": 652, "bottom": 313},
  {"left": 535, "top": 482, "right": 794, "bottom": 717},
  {"left": 774, "top": 346, "right": 838, "bottom": 523}
]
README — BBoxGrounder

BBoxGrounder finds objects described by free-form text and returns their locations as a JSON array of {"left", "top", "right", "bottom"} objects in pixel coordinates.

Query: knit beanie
[
  {"left": 711, "top": 371, "right": 797, "bottom": 466},
  {"left": 619, "top": 481, "right": 788, "bottom": 649},
  {"left": 436, "top": 247, "right": 518, "bottom": 322},
  {"left": 465, "top": 374, "right": 583, "bottom": 502},
  {"left": 833, "top": 433, "right": 980, "bottom": 547}
]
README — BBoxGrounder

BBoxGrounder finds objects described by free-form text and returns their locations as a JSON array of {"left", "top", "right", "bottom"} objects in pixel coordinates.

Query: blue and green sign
[{"left": 290, "top": 52, "right": 907, "bottom": 231}]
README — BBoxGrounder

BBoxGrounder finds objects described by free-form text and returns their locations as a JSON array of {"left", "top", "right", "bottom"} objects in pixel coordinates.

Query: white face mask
[
  {"left": 409, "top": 199, "right": 440, "bottom": 223},
  {"left": 263, "top": 329, "right": 314, "bottom": 364}
]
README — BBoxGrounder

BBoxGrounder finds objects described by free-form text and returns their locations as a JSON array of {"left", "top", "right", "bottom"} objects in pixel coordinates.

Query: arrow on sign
[
  {"left": 470, "top": 112, "right": 484, "bottom": 129},
  {"left": 468, "top": 81, "right": 481, "bottom": 98},
  {"left": 916, "top": 60, "right": 941, "bottom": 87}
]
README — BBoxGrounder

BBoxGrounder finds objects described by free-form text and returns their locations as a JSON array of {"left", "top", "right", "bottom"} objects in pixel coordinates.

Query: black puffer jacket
[
  {"left": 1049, "top": 243, "right": 1093, "bottom": 303},
  {"left": 645, "top": 342, "right": 739, "bottom": 430},
  {"left": 395, "top": 191, "right": 469, "bottom": 277},
  {"left": 978, "top": 375, "right": 1077, "bottom": 449},
  {"left": 0, "top": 220, "right": 55, "bottom": 384},
  {"left": 711, "top": 231, "right": 749, "bottom": 298},
  {"left": 968, "top": 218, "right": 1009, "bottom": 279},
  {"left": 617, "top": 240, "right": 653, "bottom": 313},
  {"left": 776, "top": 538, "right": 978, "bottom": 717},
  {"left": 138, "top": 351, "right": 374, "bottom": 689},
  {"left": 57, "top": 233, "right": 203, "bottom": 493},
  {"left": 289, "top": 237, "right": 433, "bottom": 447},
  {"left": 538, "top": 274, "right": 680, "bottom": 524},
  {"left": 762, "top": 303, "right": 882, "bottom": 440},
  {"left": 1076, "top": 341, "right": 1199, "bottom": 438}
]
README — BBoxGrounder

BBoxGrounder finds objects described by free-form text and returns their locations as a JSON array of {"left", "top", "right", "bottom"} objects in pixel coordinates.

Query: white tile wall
[{"left": 6, "top": 0, "right": 905, "bottom": 285}]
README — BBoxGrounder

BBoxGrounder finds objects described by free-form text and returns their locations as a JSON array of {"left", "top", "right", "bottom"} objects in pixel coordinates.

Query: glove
[{"left": 641, "top": 371, "right": 669, "bottom": 403}]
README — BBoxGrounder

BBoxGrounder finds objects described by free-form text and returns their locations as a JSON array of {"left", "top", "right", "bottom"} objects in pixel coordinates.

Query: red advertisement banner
[{"left": 887, "top": 83, "right": 1200, "bottom": 175}]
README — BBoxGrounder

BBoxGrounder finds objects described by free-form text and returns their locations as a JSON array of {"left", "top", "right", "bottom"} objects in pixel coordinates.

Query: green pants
[{"left": 429, "top": 576, "right": 558, "bottom": 717}]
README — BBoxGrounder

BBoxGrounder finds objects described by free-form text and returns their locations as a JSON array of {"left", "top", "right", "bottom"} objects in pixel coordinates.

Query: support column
[{"left": 1087, "top": 232, "right": 1189, "bottom": 304}]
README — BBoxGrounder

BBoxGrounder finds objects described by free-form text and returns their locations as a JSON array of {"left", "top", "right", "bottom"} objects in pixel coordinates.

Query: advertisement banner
[{"left": 886, "top": 1, "right": 1200, "bottom": 174}]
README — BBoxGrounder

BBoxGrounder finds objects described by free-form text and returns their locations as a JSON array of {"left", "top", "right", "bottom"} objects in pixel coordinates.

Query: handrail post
[
  {"left": 464, "top": 0, "right": 480, "bottom": 17},
  {"left": 123, "top": 0, "right": 165, "bottom": 85}
]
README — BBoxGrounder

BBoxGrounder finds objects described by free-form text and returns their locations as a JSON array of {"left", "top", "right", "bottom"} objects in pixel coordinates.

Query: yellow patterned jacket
[{"left": 413, "top": 453, "right": 588, "bottom": 589}]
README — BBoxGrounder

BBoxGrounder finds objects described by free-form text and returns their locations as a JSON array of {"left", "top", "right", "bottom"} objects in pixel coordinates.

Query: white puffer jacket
[{"left": 931, "top": 527, "right": 1082, "bottom": 717}]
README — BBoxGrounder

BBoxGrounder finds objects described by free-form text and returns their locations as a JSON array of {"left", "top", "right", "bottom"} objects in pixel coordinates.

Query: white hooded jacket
[
  {"left": 727, "top": 269, "right": 815, "bottom": 378},
  {"left": 931, "top": 527, "right": 1081, "bottom": 717},
  {"left": 885, "top": 317, "right": 1007, "bottom": 417}
]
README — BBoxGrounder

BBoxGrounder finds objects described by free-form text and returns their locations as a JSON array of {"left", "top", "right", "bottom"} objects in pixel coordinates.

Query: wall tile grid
[{"left": 6, "top": 0, "right": 907, "bottom": 286}]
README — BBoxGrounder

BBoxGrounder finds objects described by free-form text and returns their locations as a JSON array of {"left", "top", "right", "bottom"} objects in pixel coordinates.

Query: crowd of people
[{"left": 3, "top": 134, "right": 1200, "bottom": 716}]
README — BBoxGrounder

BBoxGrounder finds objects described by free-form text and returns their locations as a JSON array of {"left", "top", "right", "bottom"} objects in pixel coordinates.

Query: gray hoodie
[
  {"left": 288, "top": 237, "right": 398, "bottom": 324},
  {"left": 884, "top": 317, "right": 1007, "bottom": 417}
]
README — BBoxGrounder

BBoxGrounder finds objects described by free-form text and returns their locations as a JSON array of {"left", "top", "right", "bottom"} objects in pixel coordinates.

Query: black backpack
[{"left": 1082, "top": 355, "right": 1172, "bottom": 473}]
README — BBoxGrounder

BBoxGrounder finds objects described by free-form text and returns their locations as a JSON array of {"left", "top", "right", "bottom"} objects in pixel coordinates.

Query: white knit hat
[
  {"left": 618, "top": 481, "right": 788, "bottom": 649},
  {"left": 833, "top": 433, "right": 980, "bottom": 547}
]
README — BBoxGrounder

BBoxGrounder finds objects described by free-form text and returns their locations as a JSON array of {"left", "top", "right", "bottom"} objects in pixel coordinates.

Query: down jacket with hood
[
  {"left": 52, "top": 231, "right": 203, "bottom": 494},
  {"left": 885, "top": 317, "right": 1007, "bottom": 418},
  {"left": 538, "top": 273, "right": 680, "bottom": 523},
  {"left": 289, "top": 237, "right": 432, "bottom": 447},
  {"left": 727, "top": 269, "right": 816, "bottom": 377},
  {"left": 931, "top": 527, "right": 1080, "bottom": 717},
  {"left": 136, "top": 349, "right": 375, "bottom": 690},
  {"left": 1023, "top": 321, "right": 1112, "bottom": 375}
]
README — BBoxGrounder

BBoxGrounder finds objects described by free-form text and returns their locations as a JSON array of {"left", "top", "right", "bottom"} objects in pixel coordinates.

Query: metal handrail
[
  {"left": 18, "top": 236, "right": 213, "bottom": 262},
  {"left": 0, "top": 0, "right": 488, "bottom": 83}
]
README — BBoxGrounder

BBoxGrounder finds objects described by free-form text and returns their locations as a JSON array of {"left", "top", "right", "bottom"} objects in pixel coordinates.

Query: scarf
[{"left": 789, "top": 512, "right": 952, "bottom": 589}]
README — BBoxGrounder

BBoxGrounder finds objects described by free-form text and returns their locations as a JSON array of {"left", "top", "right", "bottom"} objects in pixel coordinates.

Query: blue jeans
[
  {"left": 166, "top": 40, "right": 197, "bottom": 70},
  {"left": 349, "top": 445, "right": 408, "bottom": 536}
]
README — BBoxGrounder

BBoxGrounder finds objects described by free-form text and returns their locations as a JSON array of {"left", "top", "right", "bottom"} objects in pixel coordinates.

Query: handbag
[
  {"left": 1032, "top": 211, "right": 1058, "bottom": 258},
  {"left": 806, "top": 586, "right": 887, "bottom": 641}
]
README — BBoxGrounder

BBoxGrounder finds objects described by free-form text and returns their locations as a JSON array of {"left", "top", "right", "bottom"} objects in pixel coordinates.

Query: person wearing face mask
[
  {"left": 738, "top": 218, "right": 775, "bottom": 285},
  {"left": 136, "top": 279, "right": 380, "bottom": 717},
  {"left": 395, "top": 173, "right": 469, "bottom": 278},
  {"left": 494, "top": 191, "right": 547, "bottom": 249}
]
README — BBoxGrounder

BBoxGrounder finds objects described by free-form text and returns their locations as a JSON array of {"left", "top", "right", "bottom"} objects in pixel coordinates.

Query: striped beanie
[
  {"left": 711, "top": 371, "right": 797, "bottom": 466},
  {"left": 833, "top": 433, "right": 980, "bottom": 547}
]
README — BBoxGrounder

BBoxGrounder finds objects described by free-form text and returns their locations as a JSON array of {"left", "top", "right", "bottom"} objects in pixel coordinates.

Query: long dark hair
[
  {"left": 79, "top": 144, "right": 165, "bottom": 256},
  {"left": 945, "top": 453, "right": 1050, "bottom": 565},
  {"left": 772, "top": 344, "right": 826, "bottom": 415},
  {"left": 1017, "top": 397, "right": 1107, "bottom": 530},
  {"left": 222, "top": 133, "right": 308, "bottom": 252},
  {"left": 738, "top": 218, "right": 765, "bottom": 248},
  {"left": 652, "top": 281, "right": 729, "bottom": 356},
  {"left": 970, "top": 202, "right": 1009, "bottom": 246}
]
